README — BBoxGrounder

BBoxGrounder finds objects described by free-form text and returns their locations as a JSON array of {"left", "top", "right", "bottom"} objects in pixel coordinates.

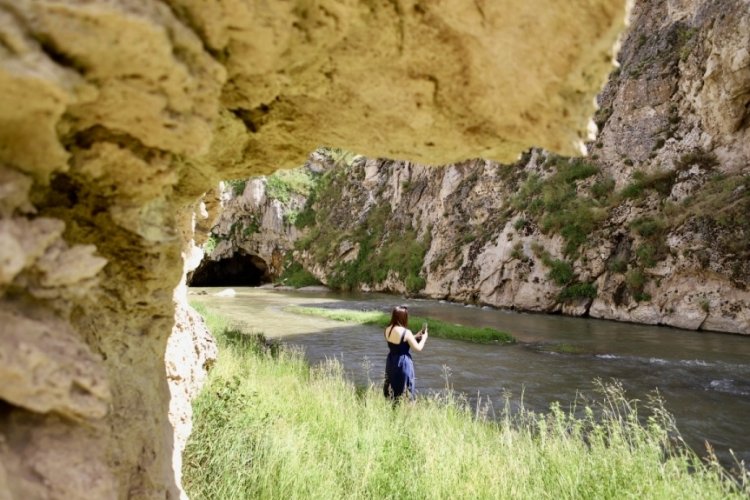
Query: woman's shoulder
[
  {"left": 385, "top": 325, "right": 409, "bottom": 340},
  {"left": 386, "top": 325, "right": 409, "bottom": 333}
]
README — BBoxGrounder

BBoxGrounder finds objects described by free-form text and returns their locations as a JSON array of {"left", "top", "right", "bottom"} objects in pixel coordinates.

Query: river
[{"left": 190, "top": 286, "right": 750, "bottom": 467}]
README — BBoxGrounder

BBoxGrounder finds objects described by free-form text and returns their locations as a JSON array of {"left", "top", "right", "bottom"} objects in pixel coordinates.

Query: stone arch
[{"left": 188, "top": 252, "right": 271, "bottom": 287}]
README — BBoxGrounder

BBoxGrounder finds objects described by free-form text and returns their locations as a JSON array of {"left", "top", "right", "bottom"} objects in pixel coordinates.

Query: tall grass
[
  {"left": 283, "top": 306, "right": 515, "bottom": 344},
  {"left": 183, "top": 307, "right": 748, "bottom": 499}
]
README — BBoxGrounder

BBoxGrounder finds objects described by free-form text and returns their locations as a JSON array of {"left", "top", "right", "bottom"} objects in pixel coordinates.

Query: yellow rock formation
[{"left": 0, "top": 0, "right": 626, "bottom": 497}]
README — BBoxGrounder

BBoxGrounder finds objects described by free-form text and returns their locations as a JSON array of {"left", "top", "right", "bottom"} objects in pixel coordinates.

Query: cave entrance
[{"left": 188, "top": 253, "right": 271, "bottom": 287}]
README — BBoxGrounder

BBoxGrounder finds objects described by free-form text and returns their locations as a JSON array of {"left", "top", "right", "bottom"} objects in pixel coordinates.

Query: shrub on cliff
[
  {"left": 278, "top": 260, "right": 321, "bottom": 288},
  {"left": 620, "top": 170, "right": 677, "bottom": 200},
  {"left": 225, "top": 178, "right": 247, "bottom": 196},
  {"left": 558, "top": 282, "right": 598, "bottom": 302},
  {"left": 266, "top": 168, "right": 317, "bottom": 204},
  {"left": 512, "top": 156, "right": 603, "bottom": 256}
]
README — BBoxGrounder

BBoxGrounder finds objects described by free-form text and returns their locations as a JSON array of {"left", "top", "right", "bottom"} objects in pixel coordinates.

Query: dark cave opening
[{"left": 188, "top": 253, "right": 271, "bottom": 287}]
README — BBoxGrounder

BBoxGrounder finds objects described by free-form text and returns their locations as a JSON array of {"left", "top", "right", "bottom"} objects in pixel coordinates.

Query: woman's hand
[{"left": 406, "top": 329, "right": 428, "bottom": 351}]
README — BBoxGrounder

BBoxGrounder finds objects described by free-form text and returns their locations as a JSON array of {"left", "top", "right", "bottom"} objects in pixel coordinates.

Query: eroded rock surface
[
  {"left": 0, "top": 0, "right": 627, "bottom": 498},
  {"left": 216, "top": 149, "right": 749, "bottom": 334},
  {"left": 191, "top": 177, "right": 310, "bottom": 285},
  {"left": 166, "top": 280, "right": 217, "bottom": 500}
]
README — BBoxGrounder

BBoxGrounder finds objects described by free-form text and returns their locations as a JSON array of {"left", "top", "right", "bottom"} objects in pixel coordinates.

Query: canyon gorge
[
  {"left": 0, "top": 0, "right": 630, "bottom": 498},
  {"left": 200, "top": 0, "right": 750, "bottom": 335}
]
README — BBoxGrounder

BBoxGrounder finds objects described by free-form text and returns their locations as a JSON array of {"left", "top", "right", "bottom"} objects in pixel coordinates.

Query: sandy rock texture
[
  {"left": 164, "top": 0, "right": 628, "bottom": 166},
  {"left": 0, "top": 0, "right": 627, "bottom": 498}
]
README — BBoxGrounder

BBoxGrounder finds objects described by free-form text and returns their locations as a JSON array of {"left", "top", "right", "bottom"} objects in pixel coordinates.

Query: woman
[{"left": 383, "top": 305, "right": 428, "bottom": 400}]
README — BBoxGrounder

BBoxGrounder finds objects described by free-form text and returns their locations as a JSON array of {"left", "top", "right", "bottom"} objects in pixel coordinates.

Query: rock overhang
[{"left": 0, "top": 0, "right": 629, "bottom": 497}]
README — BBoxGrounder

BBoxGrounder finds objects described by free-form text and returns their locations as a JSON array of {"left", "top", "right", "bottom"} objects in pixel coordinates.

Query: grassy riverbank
[
  {"left": 284, "top": 305, "right": 515, "bottom": 343},
  {"left": 183, "top": 303, "right": 747, "bottom": 499}
]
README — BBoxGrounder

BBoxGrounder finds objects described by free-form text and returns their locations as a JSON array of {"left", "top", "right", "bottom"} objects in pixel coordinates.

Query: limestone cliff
[
  {"left": 0, "top": 0, "right": 627, "bottom": 498},
  {"left": 209, "top": 1, "right": 749, "bottom": 334},
  {"left": 190, "top": 180, "right": 304, "bottom": 285}
]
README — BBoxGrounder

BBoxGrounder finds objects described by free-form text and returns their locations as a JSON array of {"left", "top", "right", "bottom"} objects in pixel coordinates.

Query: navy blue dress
[{"left": 383, "top": 327, "right": 415, "bottom": 400}]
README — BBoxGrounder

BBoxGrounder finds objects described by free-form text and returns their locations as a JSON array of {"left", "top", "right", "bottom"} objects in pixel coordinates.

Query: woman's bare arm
[{"left": 405, "top": 329, "right": 428, "bottom": 351}]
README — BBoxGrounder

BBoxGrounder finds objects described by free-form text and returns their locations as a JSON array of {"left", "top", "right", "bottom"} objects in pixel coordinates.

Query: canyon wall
[
  {"left": 208, "top": 0, "right": 749, "bottom": 334},
  {"left": 194, "top": 152, "right": 332, "bottom": 284},
  {"left": 0, "top": 0, "right": 627, "bottom": 498}
]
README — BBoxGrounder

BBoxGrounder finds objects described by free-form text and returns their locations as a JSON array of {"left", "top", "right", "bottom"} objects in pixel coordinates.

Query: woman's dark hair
[{"left": 389, "top": 305, "right": 409, "bottom": 328}]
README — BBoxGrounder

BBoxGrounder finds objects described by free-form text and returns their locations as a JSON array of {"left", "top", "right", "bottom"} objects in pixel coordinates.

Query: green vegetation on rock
[
  {"left": 242, "top": 219, "right": 260, "bottom": 237},
  {"left": 284, "top": 306, "right": 515, "bottom": 344},
  {"left": 509, "top": 152, "right": 748, "bottom": 300},
  {"left": 266, "top": 168, "right": 317, "bottom": 204},
  {"left": 183, "top": 305, "right": 748, "bottom": 500},
  {"left": 202, "top": 235, "right": 218, "bottom": 255},
  {"left": 558, "top": 282, "right": 598, "bottom": 302},
  {"left": 625, "top": 268, "right": 651, "bottom": 302},
  {"left": 513, "top": 156, "right": 604, "bottom": 256},
  {"left": 296, "top": 162, "right": 430, "bottom": 294},
  {"left": 252, "top": 148, "right": 748, "bottom": 308},
  {"left": 532, "top": 247, "right": 575, "bottom": 287},
  {"left": 317, "top": 146, "right": 364, "bottom": 169},
  {"left": 546, "top": 258, "right": 574, "bottom": 286},
  {"left": 621, "top": 170, "right": 677, "bottom": 200},
  {"left": 225, "top": 179, "right": 247, "bottom": 196},
  {"left": 277, "top": 259, "right": 322, "bottom": 288}
]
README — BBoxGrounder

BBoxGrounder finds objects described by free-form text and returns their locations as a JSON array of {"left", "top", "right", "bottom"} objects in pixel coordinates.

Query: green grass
[
  {"left": 630, "top": 216, "right": 665, "bottom": 238},
  {"left": 608, "top": 256, "right": 628, "bottom": 273},
  {"left": 284, "top": 306, "right": 515, "bottom": 344},
  {"left": 242, "top": 216, "right": 260, "bottom": 237},
  {"left": 541, "top": 254, "right": 574, "bottom": 286},
  {"left": 513, "top": 218, "right": 528, "bottom": 231},
  {"left": 636, "top": 243, "right": 658, "bottom": 268},
  {"left": 675, "top": 150, "right": 718, "bottom": 171},
  {"left": 183, "top": 307, "right": 748, "bottom": 500},
  {"left": 625, "top": 268, "right": 651, "bottom": 302},
  {"left": 510, "top": 241, "right": 524, "bottom": 260},
  {"left": 591, "top": 176, "right": 615, "bottom": 201},
  {"left": 318, "top": 146, "right": 363, "bottom": 169},
  {"left": 621, "top": 170, "right": 677, "bottom": 200}
]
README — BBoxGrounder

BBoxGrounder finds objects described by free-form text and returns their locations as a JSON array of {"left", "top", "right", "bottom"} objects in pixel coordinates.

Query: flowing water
[{"left": 190, "top": 286, "right": 750, "bottom": 466}]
